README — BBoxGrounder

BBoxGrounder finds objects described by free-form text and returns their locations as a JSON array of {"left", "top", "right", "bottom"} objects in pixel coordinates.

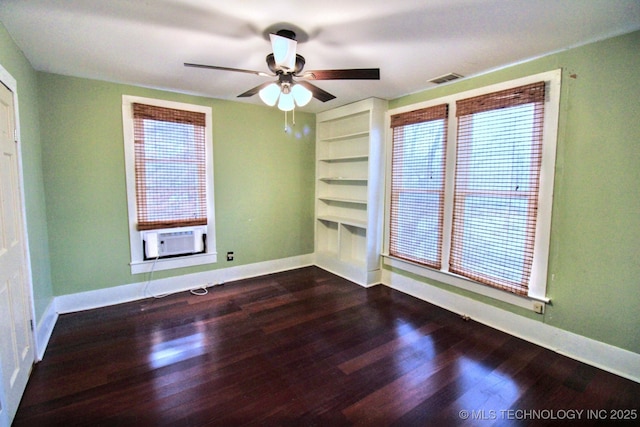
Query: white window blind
[{"left": 132, "top": 103, "right": 207, "bottom": 231}]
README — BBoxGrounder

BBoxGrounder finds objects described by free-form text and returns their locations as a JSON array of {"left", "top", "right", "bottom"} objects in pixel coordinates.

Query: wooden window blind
[
  {"left": 389, "top": 104, "right": 448, "bottom": 268},
  {"left": 451, "top": 82, "right": 545, "bottom": 295},
  {"left": 133, "top": 103, "right": 207, "bottom": 231}
]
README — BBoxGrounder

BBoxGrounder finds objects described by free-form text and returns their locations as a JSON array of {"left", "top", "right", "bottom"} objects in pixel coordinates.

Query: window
[
  {"left": 385, "top": 70, "right": 560, "bottom": 306},
  {"left": 123, "top": 96, "right": 216, "bottom": 274},
  {"left": 389, "top": 104, "right": 448, "bottom": 269},
  {"left": 132, "top": 103, "right": 208, "bottom": 231}
]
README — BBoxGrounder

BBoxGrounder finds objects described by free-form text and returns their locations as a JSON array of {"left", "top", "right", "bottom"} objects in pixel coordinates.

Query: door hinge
[
  {"left": 30, "top": 319, "right": 34, "bottom": 331},
  {"left": 14, "top": 128, "right": 18, "bottom": 143}
]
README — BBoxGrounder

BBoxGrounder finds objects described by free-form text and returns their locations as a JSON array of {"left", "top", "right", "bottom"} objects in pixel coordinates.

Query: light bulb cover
[
  {"left": 291, "top": 84, "right": 313, "bottom": 107},
  {"left": 258, "top": 83, "right": 281, "bottom": 106},
  {"left": 270, "top": 34, "right": 297, "bottom": 71},
  {"left": 278, "top": 92, "right": 295, "bottom": 111}
]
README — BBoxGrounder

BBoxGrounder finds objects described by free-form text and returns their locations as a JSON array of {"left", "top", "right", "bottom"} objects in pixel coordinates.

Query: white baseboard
[
  {"left": 45, "top": 255, "right": 640, "bottom": 384},
  {"left": 55, "top": 254, "right": 314, "bottom": 314},
  {"left": 34, "top": 300, "right": 58, "bottom": 361},
  {"left": 381, "top": 269, "right": 640, "bottom": 383}
]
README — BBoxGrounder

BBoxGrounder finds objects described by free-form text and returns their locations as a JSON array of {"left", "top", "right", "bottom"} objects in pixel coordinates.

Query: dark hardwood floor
[{"left": 14, "top": 267, "right": 639, "bottom": 426}]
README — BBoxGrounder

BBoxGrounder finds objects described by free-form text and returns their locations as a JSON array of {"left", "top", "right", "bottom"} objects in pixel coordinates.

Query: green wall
[
  {"left": 36, "top": 74, "right": 316, "bottom": 295},
  {"left": 0, "top": 24, "right": 54, "bottom": 322},
  {"left": 389, "top": 30, "right": 640, "bottom": 353}
]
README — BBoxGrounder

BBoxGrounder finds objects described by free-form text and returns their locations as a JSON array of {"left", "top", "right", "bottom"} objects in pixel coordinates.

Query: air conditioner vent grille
[
  {"left": 428, "top": 73, "right": 464, "bottom": 84},
  {"left": 143, "top": 226, "right": 206, "bottom": 260}
]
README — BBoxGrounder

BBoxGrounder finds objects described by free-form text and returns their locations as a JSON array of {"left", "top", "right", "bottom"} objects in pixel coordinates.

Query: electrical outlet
[
  {"left": 533, "top": 302, "right": 545, "bottom": 314},
  {"left": 226, "top": 251, "right": 234, "bottom": 261}
]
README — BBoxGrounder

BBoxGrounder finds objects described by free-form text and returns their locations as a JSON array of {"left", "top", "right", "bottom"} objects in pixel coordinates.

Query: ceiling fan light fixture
[
  {"left": 185, "top": 26, "right": 379, "bottom": 112},
  {"left": 259, "top": 82, "right": 281, "bottom": 106},
  {"left": 291, "top": 83, "right": 312, "bottom": 107}
]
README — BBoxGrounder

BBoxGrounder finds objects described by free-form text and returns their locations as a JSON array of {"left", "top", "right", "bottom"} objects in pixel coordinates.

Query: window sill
[
  {"left": 382, "top": 254, "right": 549, "bottom": 311},
  {"left": 130, "top": 252, "right": 218, "bottom": 275}
]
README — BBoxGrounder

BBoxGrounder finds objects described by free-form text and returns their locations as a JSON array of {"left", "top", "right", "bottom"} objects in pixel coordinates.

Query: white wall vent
[{"left": 143, "top": 226, "right": 206, "bottom": 259}]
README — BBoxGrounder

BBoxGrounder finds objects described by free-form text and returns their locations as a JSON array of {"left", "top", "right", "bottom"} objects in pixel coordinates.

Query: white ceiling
[{"left": 1, "top": 0, "right": 639, "bottom": 113}]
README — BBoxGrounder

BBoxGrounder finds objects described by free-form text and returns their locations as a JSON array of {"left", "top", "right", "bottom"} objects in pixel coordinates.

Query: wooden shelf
[
  {"left": 319, "top": 177, "right": 368, "bottom": 183},
  {"left": 315, "top": 98, "right": 387, "bottom": 287},
  {"left": 317, "top": 215, "right": 367, "bottom": 229},
  {"left": 318, "top": 155, "right": 369, "bottom": 163},
  {"left": 318, "top": 196, "right": 367, "bottom": 205},
  {"left": 318, "top": 130, "right": 369, "bottom": 143}
]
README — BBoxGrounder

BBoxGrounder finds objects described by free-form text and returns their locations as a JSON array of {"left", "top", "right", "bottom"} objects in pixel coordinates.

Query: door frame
[{"left": 0, "top": 63, "right": 38, "bottom": 422}]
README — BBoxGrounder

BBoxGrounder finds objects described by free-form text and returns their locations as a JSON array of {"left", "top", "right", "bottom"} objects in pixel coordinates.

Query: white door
[{"left": 0, "top": 81, "right": 34, "bottom": 424}]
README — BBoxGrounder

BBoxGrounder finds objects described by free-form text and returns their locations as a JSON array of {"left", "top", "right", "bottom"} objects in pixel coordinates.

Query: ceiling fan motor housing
[
  {"left": 266, "top": 53, "right": 306, "bottom": 75},
  {"left": 279, "top": 73, "right": 294, "bottom": 93},
  {"left": 275, "top": 29, "right": 296, "bottom": 40}
]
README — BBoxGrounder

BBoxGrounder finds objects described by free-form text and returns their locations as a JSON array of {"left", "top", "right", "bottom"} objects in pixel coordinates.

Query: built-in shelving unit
[{"left": 315, "top": 98, "right": 387, "bottom": 286}]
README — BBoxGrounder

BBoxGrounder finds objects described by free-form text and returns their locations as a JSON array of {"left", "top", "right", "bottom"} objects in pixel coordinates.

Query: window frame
[
  {"left": 122, "top": 95, "right": 217, "bottom": 274},
  {"left": 383, "top": 70, "right": 561, "bottom": 309}
]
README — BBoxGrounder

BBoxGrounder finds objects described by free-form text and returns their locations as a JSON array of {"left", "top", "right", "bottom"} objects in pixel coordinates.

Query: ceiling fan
[{"left": 184, "top": 29, "right": 380, "bottom": 111}]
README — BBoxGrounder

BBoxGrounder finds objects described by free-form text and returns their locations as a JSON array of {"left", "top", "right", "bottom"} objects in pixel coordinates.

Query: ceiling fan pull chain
[{"left": 284, "top": 110, "right": 288, "bottom": 132}]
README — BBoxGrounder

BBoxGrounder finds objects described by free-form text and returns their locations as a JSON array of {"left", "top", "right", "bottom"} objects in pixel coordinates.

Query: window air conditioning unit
[{"left": 142, "top": 226, "right": 206, "bottom": 260}]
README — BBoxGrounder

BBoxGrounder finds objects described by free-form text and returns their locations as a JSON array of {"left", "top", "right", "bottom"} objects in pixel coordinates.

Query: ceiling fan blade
[
  {"left": 297, "top": 81, "right": 336, "bottom": 102},
  {"left": 184, "top": 62, "right": 271, "bottom": 77},
  {"left": 301, "top": 68, "right": 380, "bottom": 80},
  {"left": 237, "top": 82, "right": 274, "bottom": 98}
]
